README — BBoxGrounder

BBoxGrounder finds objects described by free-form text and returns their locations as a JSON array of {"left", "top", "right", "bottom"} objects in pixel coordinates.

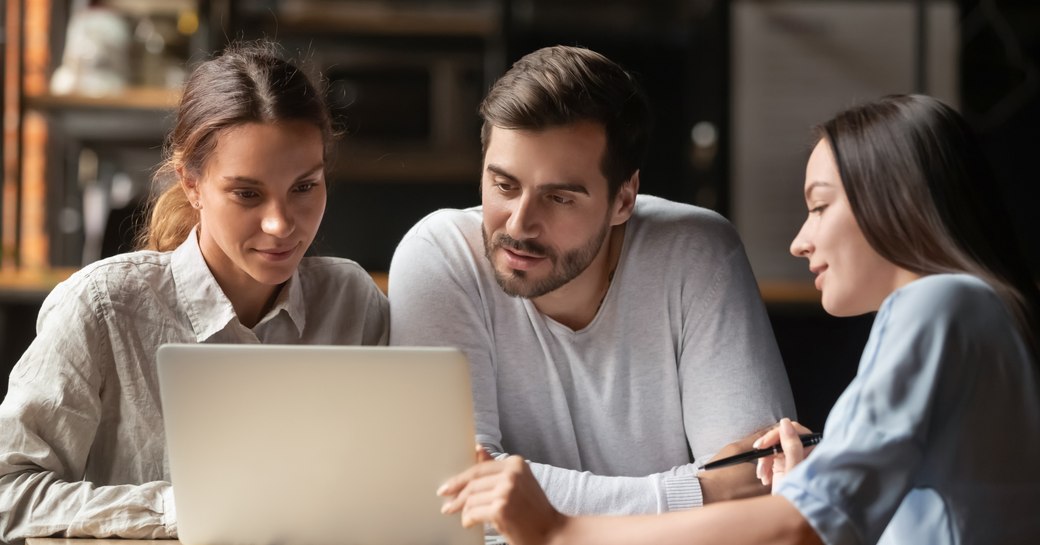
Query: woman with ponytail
[{"left": 0, "top": 42, "right": 388, "bottom": 541}]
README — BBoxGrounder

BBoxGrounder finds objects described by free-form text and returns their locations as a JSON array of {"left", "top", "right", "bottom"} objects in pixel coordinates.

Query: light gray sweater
[{"left": 389, "top": 195, "right": 795, "bottom": 515}]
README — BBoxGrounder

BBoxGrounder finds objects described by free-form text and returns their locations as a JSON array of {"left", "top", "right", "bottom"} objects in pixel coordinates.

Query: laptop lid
[{"left": 157, "top": 344, "right": 482, "bottom": 545}]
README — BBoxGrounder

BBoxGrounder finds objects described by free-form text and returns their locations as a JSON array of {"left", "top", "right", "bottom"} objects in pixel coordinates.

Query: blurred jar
[{"left": 50, "top": 4, "right": 131, "bottom": 96}]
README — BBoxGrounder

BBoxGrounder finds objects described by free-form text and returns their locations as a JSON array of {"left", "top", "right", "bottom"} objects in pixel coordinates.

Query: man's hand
[
  {"left": 438, "top": 452, "right": 568, "bottom": 545},
  {"left": 698, "top": 425, "right": 775, "bottom": 503}
]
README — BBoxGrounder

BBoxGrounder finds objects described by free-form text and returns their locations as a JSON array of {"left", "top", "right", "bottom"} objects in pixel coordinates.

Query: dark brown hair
[
  {"left": 135, "top": 41, "right": 333, "bottom": 251},
  {"left": 817, "top": 94, "right": 1039, "bottom": 360},
  {"left": 478, "top": 45, "right": 651, "bottom": 197}
]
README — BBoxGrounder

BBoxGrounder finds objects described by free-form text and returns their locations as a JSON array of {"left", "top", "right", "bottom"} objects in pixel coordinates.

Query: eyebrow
[
  {"left": 222, "top": 163, "right": 324, "bottom": 185},
  {"left": 804, "top": 180, "right": 834, "bottom": 199},
  {"left": 485, "top": 164, "right": 591, "bottom": 196}
]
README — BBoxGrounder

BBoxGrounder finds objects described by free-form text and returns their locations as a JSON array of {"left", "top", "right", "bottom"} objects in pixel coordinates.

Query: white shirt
[
  {"left": 777, "top": 274, "right": 1040, "bottom": 545},
  {"left": 0, "top": 231, "right": 388, "bottom": 543},
  {"left": 389, "top": 195, "right": 795, "bottom": 515}
]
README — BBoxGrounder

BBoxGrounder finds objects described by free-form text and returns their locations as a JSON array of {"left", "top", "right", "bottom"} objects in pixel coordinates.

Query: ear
[
  {"left": 610, "top": 170, "right": 639, "bottom": 226},
  {"left": 178, "top": 167, "right": 201, "bottom": 207}
]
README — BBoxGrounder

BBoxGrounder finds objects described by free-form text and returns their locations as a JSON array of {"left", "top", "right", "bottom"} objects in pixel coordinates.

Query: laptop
[{"left": 157, "top": 344, "right": 483, "bottom": 545}]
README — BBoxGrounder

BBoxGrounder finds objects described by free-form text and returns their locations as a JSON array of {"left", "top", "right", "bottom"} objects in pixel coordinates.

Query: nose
[
  {"left": 261, "top": 199, "right": 296, "bottom": 238},
  {"left": 505, "top": 193, "right": 540, "bottom": 240},
  {"left": 790, "top": 222, "right": 813, "bottom": 258}
]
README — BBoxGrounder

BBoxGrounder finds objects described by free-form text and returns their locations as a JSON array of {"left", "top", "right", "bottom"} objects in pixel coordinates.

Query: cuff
[
  {"left": 161, "top": 485, "right": 178, "bottom": 536},
  {"left": 663, "top": 474, "right": 703, "bottom": 511}
]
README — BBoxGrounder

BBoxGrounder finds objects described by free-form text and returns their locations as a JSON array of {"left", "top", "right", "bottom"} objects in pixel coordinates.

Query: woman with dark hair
[
  {"left": 437, "top": 94, "right": 1040, "bottom": 545},
  {"left": 0, "top": 42, "right": 388, "bottom": 541}
]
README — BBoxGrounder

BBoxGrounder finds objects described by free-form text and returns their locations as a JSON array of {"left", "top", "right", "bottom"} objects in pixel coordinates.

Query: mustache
[{"left": 494, "top": 234, "right": 549, "bottom": 258}]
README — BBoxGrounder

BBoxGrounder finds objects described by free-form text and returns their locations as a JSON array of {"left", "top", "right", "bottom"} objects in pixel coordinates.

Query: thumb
[{"left": 779, "top": 418, "right": 805, "bottom": 473}]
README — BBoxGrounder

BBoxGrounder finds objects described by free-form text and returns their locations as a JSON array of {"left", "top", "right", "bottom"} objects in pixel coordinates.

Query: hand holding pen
[
  {"left": 752, "top": 418, "right": 817, "bottom": 493},
  {"left": 697, "top": 431, "right": 822, "bottom": 471}
]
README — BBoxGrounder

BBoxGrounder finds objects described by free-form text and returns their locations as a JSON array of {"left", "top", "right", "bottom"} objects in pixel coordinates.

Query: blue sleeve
[{"left": 775, "top": 278, "right": 977, "bottom": 545}]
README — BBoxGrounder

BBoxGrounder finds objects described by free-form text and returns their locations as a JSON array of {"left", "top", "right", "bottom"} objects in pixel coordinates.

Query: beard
[{"left": 482, "top": 222, "right": 610, "bottom": 299}]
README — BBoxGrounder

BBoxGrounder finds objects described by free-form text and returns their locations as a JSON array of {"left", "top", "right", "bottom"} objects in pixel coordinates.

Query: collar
[{"left": 171, "top": 228, "right": 306, "bottom": 341}]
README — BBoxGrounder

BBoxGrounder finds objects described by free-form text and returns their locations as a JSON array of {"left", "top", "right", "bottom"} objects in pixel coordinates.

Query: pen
[{"left": 697, "top": 432, "right": 823, "bottom": 471}]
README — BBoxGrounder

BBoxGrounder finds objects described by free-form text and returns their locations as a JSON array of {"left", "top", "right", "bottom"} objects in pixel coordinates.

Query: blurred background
[{"left": 1, "top": 0, "right": 1037, "bottom": 429}]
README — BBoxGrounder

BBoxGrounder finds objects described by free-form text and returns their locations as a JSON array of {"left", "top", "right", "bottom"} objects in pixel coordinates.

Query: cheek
[{"left": 481, "top": 201, "right": 509, "bottom": 230}]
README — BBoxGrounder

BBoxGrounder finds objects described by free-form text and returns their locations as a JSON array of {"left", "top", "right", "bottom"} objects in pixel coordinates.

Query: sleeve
[
  {"left": 679, "top": 243, "right": 797, "bottom": 465},
  {"left": 358, "top": 273, "right": 390, "bottom": 346},
  {"left": 390, "top": 221, "right": 726, "bottom": 516},
  {"left": 520, "top": 460, "right": 699, "bottom": 515},
  {"left": 389, "top": 227, "right": 502, "bottom": 449},
  {"left": 774, "top": 288, "right": 954, "bottom": 545},
  {"left": 0, "top": 276, "right": 177, "bottom": 542}
]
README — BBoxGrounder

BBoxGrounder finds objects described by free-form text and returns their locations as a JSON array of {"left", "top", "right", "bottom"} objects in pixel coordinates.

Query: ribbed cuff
[
  {"left": 663, "top": 474, "right": 703, "bottom": 511},
  {"left": 161, "top": 485, "right": 178, "bottom": 536}
]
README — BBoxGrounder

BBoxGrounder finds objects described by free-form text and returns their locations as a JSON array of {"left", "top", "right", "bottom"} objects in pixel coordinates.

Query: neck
[
  {"left": 533, "top": 223, "right": 625, "bottom": 330},
  {"left": 224, "top": 279, "right": 283, "bottom": 329}
]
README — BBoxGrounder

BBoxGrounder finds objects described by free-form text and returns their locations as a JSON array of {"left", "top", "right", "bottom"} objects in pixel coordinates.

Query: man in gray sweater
[{"left": 389, "top": 45, "right": 795, "bottom": 516}]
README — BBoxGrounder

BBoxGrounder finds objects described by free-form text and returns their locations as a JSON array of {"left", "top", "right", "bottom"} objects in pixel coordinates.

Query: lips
[
  {"left": 809, "top": 264, "right": 828, "bottom": 290},
  {"left": 500, "top": 246, "right": 547, "bottom": 271},
  {"left": 255, "top": 244, "right": 298, "bottom": 261}
]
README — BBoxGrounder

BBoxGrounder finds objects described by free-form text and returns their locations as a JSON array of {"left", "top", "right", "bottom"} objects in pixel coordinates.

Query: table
[{"left": 27, "top": 541, "right": 180, "bottom": 545}]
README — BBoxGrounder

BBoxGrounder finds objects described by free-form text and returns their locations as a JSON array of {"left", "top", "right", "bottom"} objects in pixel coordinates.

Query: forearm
[
  {"left": 524, "top": 459, "right": 703, "bottom": 515},
  {"left": 0, "top": 470, "right": 176, "bottom": 541},
  {"left": 552, "top": 495, "right": 821, "bottom": 545}
]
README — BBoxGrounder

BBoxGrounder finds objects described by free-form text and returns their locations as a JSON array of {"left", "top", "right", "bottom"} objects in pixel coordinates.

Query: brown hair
[
  {"left": 817, "top": 94, "right": 1040, "bottom": 361},
  {"left": 478, "top": 45, "right": 651, "bottom": 197},
  {"left": 135, "top": 41, "right": 333, "bottom": 251}
]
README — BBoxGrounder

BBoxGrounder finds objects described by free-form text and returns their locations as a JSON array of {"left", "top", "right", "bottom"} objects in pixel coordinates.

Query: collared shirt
[
  {"left": 776, "top": 274, "right": 1040, "bottom": 545},
  {"left": 0, "top": 231, "right": 388, "bottom": 543}
]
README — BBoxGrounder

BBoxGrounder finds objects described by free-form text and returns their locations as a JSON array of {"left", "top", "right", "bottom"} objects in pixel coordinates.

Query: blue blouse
[{"left": 776, "top": 274, "right": 1040, "bottom": 545}]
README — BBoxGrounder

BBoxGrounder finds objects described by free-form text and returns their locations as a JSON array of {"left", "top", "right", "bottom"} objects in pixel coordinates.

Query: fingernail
[
  {"left": 436, "top": 484, "right": 447, "bottom": 496},
  {"left": 440, "top": 502, "right": 450, "bottom": 514},
  {"left": 753, "top": 438, "right": 762, "bottom": 448}
]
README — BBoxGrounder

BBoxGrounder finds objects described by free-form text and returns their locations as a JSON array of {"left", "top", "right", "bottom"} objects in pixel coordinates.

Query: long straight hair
[
  {"left": 817, "top": 94, "right": 1039, "bottom": 362},
  {"left": 135, "top": 41, "right": 333, "bottom": 251}
]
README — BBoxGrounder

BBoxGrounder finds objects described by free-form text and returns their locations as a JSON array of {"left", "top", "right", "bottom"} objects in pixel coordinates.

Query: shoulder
[
  {"left": 627, "top": 195, "right": 746, "bottom": 264},
  {"left": 39, "top": 250, "right": 172, "bottom": 320},
  {"left": 392, "top": 206, "right": 484, "bottom": 270},
  {"left": 297, "top": 256, "right": 384, "bottom": 298},
  {"left": 53, "top": 250, "right": 171, "bottom": 298},
  {"left": 876, "top": 274, "right": 1018, "bottom": 351},
  {"left": 631, "top": 195, "right": 741, "bottom": 244},
  {"left": 884, "top": 274, "right": 1002, "bottom": 321},
  {"left": 401, "top": 206, "right": 482, "bottom": 243}
]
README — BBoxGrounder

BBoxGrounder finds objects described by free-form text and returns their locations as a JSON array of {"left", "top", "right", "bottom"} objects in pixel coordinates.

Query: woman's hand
[
  {"left": 437, "top": 450, "right": 567, "bottom": 545},
  {"left": 754, "top": 418, "right": 815, "bottom": 492}
]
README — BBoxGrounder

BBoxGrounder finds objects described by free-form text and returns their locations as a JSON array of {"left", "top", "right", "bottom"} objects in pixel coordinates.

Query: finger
[
  {"left": 754, "top": 427, "right": 782, "bottom": 449},
  {"left": 437, "top": 459, "right": 507, "bottom": 496},
  {"left": 778, "top": 418, "right": 805, "bottom": 472},
  {"left": 460, "top": 498, "right": 504, "bottom": 530},
  {"left": 440, "top": 472, "right": 506, "bottom": 514},
  {"left": 788, "top": 420, "right": 814, "bottom": 435}
]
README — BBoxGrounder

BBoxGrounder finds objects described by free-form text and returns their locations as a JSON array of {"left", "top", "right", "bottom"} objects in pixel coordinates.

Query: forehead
[
  {"left": 206, "top": 121, "right": 324, "bottom": 173},
  {"left": 804, "top": 140, "right": 843, "bottom": 195},
  {"left": 484, "top": 122, "right": 608, "bottom": 184}
]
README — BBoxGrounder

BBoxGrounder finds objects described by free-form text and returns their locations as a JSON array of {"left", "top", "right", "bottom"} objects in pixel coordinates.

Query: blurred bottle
[{"left": 50, "top": 0, "right": 131, "bottom": 96}]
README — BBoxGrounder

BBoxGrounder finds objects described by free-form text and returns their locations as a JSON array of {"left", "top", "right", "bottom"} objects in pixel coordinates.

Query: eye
[
  {"left": 232, "top": 189, "right": 260, "bottom": 200},
  {"left": 809, "top": 204, "right": 828, "bottom": 215},
  {"left": 492, "top": 179, "right": 517, "bottom": 193},
  {"left": 548, "top": 194, "right": 574, "bottom": 205},
  {"left": 293, "top": 181, "right": 320, "bottom": 193}
]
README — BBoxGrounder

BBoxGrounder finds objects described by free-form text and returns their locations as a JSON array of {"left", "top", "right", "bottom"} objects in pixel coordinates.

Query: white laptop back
[{"left": 157, "top": 344, "right": 482, "bottom": 545}]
